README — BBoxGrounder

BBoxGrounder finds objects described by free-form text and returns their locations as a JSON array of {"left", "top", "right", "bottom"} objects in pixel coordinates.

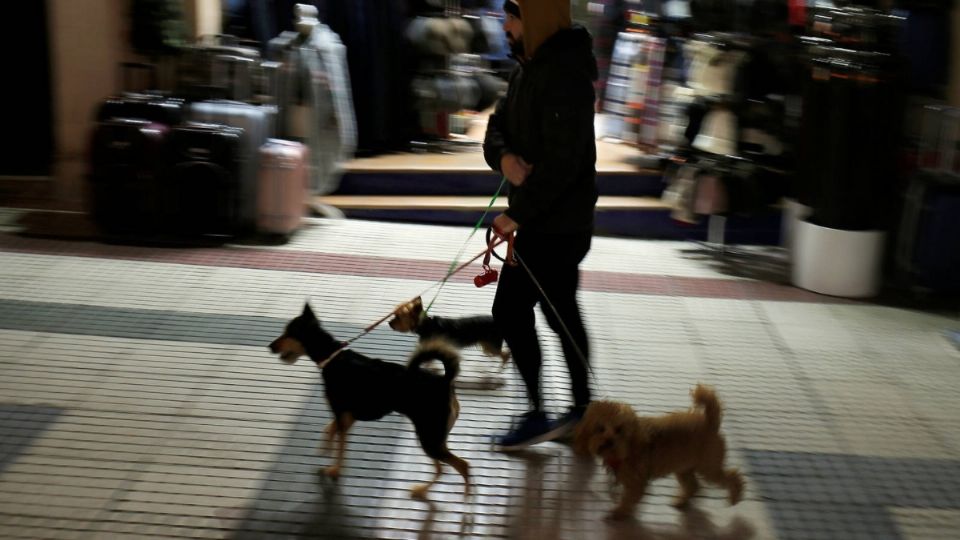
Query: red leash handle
[
  {"left": 504, "top": 232, "right": 516, "bottom": 266},
  {"left": 475, "top": 231, "right": 515, "bottom": 287}
]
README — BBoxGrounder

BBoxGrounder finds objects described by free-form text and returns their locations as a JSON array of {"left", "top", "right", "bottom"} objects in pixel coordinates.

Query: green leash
[{"left": 424, "top": 177, "right": 507, "bottom": 314}]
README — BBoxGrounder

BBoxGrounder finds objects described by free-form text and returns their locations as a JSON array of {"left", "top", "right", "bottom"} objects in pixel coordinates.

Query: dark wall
[{"left": 2, "top": 2, "right": 54, "bottom": 176}]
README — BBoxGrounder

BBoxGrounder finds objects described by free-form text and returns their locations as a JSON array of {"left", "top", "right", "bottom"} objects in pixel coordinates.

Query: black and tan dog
[
  {"left": 388, "top": 296, "right": 510, "bottom": 368},
  {"left": 268, "top": 303, "right": 471, "bottom": 500}
]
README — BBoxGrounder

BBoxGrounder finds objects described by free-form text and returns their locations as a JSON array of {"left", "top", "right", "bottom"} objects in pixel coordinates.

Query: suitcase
[
  {"left": 96, "top": 62, "right": 184, "bottom": 126},
  {"left": 97, "top": 93, "right": 184, "bottom": 126},
  {"left": 257, "top": 139, "right": 309, "bottom": 236},
  {"left": 189, "top": 100, "right": 276, "bottom": 232},
  {"left": 90, "top": 119, "right": 169, "bottom": 235},
  {"left": 164, "top": 123, "right": 243, "bottom": 237},
  {"left": 178, "top": 35, "right": 262, "bottom": 102}
]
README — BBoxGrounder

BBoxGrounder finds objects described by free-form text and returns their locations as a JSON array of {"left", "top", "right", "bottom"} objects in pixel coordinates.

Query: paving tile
[
  {"left": 830, "top": 415, "right": 953, "bottom": 460},
  {"left": 892, "top": 509, "right": 960, "bottom": 540},
  {"left": 692, "top": 320, "right": 781, "bottom": 350},
  {"left": 726, "top": 412, "right": 847, "bottom": 454},
  {"left": 773, "top": 323, "right": 864, "bottom": 354},
  {"left": 698, "top": 344, "right": 793, "bottom": 379},
  {"left": 790, "top": 350, "right": 893, "bottom": 382},
  {"left": 927, "top": 420, "right": 960, "bottom": 457},
  {"left": 810, "top": 380, "right": 917, "bottom": 419},
  {"left": 757, "top": 301, "right": 840, "bottom": 327},
  {"left": 3, "top": 219, "right": 960, "bottom": 540},
  {"left": 682, "top": 297, "right": 762, "bottom": 322},
  {"left": 704, "top": 373, "right": 817, "bottom": 414}
]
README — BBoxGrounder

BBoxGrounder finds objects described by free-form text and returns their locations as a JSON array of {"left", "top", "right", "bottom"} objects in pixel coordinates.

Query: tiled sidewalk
[{"left": 0, "top": 216, "right": 958, "bottom": 539}]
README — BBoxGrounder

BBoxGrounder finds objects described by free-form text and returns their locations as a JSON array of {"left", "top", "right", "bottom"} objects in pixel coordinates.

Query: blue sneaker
[
  {"left": 493, "top": 411, "right": 554, "bottom": 451},
  {"left": 549, "top": 406, "right": 587, "bottom": 441}
]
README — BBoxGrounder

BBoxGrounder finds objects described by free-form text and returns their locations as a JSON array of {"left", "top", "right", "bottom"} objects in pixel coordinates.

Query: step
[
  {"left": 315, "top": 195, "right": 671, "bottom": 211},
  {"left": 335, "top": 170, "right": 665, "bottom": 197},
  {"left": 314, "top": 195, "right": 783, "bottom": 245},
  {"left": 336, "top": 138, "right": 664, "bottom": 197}
]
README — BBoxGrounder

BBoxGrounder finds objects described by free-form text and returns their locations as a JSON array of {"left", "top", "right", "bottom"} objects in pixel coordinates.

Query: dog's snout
[{"left": 268, "top": 338, "right": 280, "bottom": 353}]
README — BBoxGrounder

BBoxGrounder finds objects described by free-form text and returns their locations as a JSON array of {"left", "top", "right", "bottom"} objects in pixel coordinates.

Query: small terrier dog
[
  {"left": 388, "top": 296, "right": 510, "bottom": 368},
  {"left": 573, "top": 384, "right": 744, "bottom": 520},
  {"left": 268, "top": 303, "right": 471, "bottom": 500}
]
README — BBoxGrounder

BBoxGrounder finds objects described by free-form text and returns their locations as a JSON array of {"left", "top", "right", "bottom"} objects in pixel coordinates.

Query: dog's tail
[
  {"left": 408, "top": 338, "right": 460, "bottom": 382},
  {"left": 692, "top": 384, "right": 722, "bottom": 432}
]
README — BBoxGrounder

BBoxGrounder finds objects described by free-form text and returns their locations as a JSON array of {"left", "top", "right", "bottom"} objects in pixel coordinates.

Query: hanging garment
[
  {"left": 662, "top": 163, "right": 700, "bottom": 224},
  {"left": 270, "top": 12, "right": 357, "bottom": 195},
  {"left": 311, "top": 22, "right": 358, "bottom": 168},
  {"left": 297, "top": 22, "right": 357, "bottom": 194},
  {"left": 693, "top": 172, "right": 729, "bottom": 215},
  {"left": 692, "top": 107, "right": 738, "bottom": 155},
  {"left": 602, "top": 31, "right": 666, "bottom": 145},
  {"left": 686, "top": 39, "right": 748, "bottom": 98}
]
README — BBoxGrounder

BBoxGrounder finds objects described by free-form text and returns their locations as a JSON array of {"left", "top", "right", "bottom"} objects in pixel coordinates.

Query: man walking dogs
[{"left": 483, "top": 0, "right": 599, "bottom": 450}]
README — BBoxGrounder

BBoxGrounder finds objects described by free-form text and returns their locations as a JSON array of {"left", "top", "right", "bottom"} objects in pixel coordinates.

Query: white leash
[{"left": 511, "top": 248, "right": 598, "bottom": 385}]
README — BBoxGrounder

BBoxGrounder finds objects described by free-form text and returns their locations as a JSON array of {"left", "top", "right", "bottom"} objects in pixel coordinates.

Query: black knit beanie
[{"left": 503, "top": 0, "right": 521, "bottom": 18}]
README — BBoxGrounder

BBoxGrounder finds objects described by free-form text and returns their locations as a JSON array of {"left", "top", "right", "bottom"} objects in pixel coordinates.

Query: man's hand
[
  {"left": 492, "top": 213, "right": 518, "bottom": 238},
  {"left": 501, "top": 153, "right": 533, "bottom": 187}
]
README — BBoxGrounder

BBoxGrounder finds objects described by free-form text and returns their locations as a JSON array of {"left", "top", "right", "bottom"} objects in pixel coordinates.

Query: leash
[
  {"left": 424, "top": 177, "right": 507, "bottom": 313},
  {"left": 314, "top": 236, "right": 509, "bottom": 369},
  {"left": 315, "top": 178, "right": 511, "bottom": 370},
  {"left": 510, "top": 248, "right": 594, "bottom": 376}
]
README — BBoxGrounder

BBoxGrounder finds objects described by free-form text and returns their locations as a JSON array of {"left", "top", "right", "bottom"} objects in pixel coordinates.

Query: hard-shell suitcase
[
  {"left": 189, "top": 100, "right": 276, "bottom": 232},
  {"left": 96, "top": 62, "right": 184, "bottom": 126},
  {"left": 97, "top": 93, "right": 184, "bottom": 126},
  {"left": 90, "top": 119, "right": 169, "bottom": 235},
  {"left": 165, "top": 123, "right": 243, "bottom": 237},
  {"left": 257, "top": 139, "right": 309, "bottom": 236},
  {"left": 178, "top": 34, "right": 262, "bottom": 102}
]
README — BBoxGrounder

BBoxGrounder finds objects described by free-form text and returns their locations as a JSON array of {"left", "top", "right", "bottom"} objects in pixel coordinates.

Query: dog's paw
[
  {"left": 728, "top": 486, "right": 744, "bottom": 506},
  {"left": 607, "top": 507, "right": 633, "bottom": 521},
  {"left": 324, "top": 465, "right": 341, "bottom": 480},
  {"left": 484, "top": 374, "right": 506, "bottom": 389},
  {"left": 410, "top": 484, "right": 430, "bottom": 500},
  {"left": 728, "top": 473, "right": 745, "bottom": 505}
]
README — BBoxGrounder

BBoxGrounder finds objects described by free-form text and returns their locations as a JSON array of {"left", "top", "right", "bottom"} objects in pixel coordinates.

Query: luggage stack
[{"left": 88, "top": 24, "right": 335, "bottom": 244}]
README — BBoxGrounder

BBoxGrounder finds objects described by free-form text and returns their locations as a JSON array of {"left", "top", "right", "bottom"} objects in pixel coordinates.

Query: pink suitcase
[{"left": 257, "top": 139, "right": 309, "bottom": 236}]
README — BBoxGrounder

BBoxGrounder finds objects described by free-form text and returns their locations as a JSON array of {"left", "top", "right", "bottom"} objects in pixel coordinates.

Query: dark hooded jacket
[{"left": 483, "top": 9, "right": 599, "bottom": 234}]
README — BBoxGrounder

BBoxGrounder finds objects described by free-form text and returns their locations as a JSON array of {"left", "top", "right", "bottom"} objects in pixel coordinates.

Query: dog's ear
[
  {"left": 413, "top": 297, "right": 423, "bottom": 308},
  {"left": 303, "top": 303, "right": 317, "bottom": 320}
]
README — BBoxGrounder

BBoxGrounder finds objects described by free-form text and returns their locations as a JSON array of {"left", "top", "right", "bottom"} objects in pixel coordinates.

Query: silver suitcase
[{"left": 189, "top": 100, "right": 277, "bottom": 231}]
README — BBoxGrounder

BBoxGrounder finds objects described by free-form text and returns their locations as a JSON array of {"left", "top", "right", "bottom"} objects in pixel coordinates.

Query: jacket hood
[
  {"left": 529, "top": 24, "right": 598, "bottom": 82},
  {"left": 517, "top": 0, "right": 571, "bottom": 60}
]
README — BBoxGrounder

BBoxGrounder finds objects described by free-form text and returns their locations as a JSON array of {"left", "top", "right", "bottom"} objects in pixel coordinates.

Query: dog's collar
[{"left": 315, "top": 342, "right": 350, "bottom": 369}]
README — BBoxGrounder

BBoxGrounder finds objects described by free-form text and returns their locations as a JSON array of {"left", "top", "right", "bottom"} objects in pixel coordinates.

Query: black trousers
[{"left": 492, "top": 230, "right": 592, "bottom": 411}]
